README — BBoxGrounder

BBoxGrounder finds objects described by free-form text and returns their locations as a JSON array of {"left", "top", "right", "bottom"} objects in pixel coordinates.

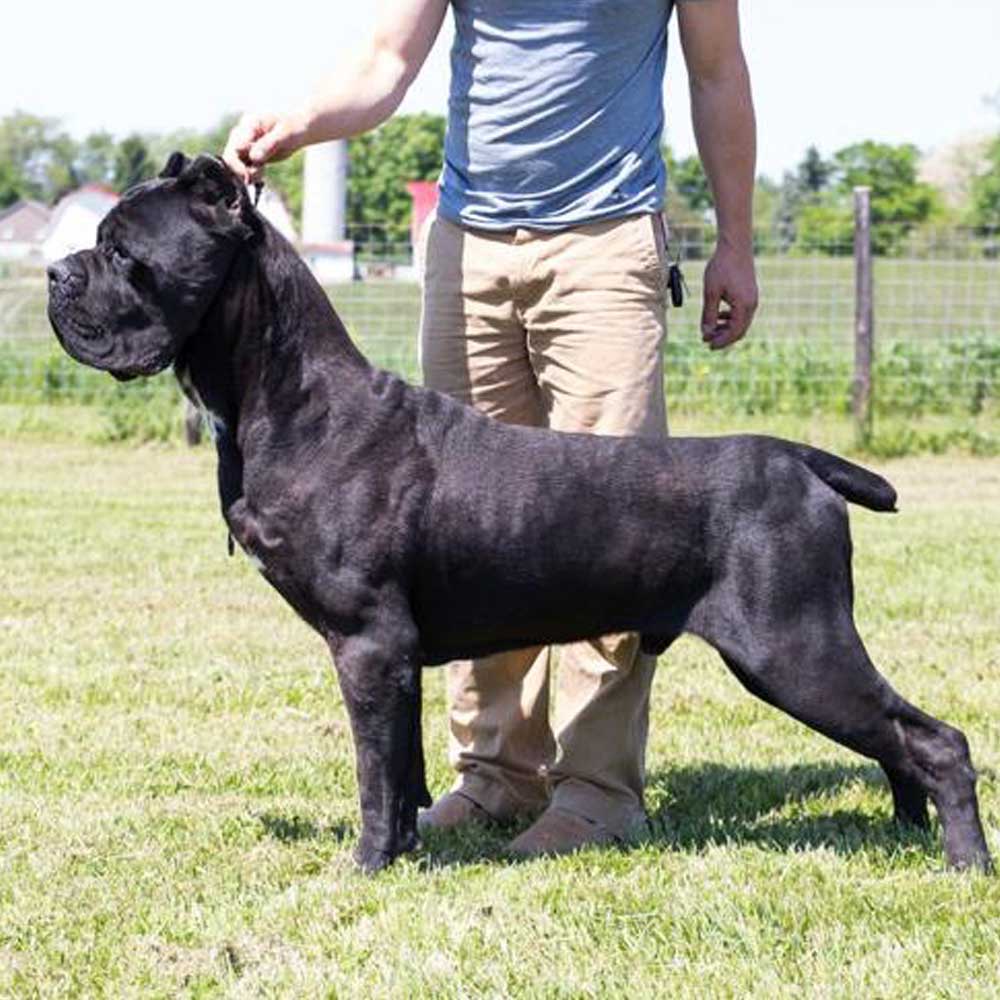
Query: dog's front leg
[
  {"left": 398, "top": 674, "right": 432, "bottom": 855},
  {"left": 329, "top": 630, "right": 424, "bottom": 873}
]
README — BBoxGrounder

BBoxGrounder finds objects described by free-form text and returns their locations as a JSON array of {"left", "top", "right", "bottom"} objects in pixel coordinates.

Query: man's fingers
[
  {"left": 704, "top": 299, "right": 754, "bottom": 350},
  {"left": 701, "top": 283, "right": 721, "bottom": 340},
  {"left": 247, "top": 115, "right": 307, "bottom": 167},
  {"left": 699, "top": 247, "right": 758, "bottom": 350},
  {"left": 248, "top": 129, "right": 285, "bottom": 166},
  {"left": 222, "top": 113, "right": 279, "bottom": 182},
  {"left": 714, "top": 298, "right": 752, "bottom": 349}
]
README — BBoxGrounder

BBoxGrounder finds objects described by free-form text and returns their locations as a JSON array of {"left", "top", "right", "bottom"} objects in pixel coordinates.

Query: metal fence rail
[{"left": 3, "top": 226, "right": 999, "bottom": 420}]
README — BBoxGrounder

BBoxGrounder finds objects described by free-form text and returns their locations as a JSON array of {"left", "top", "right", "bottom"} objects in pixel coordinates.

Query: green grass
[{"left": 1, "top": 436, "right": 999, "bottom": 996}]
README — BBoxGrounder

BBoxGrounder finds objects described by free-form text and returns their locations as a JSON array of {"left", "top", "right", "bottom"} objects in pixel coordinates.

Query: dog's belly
[{"left": 413, "top": 526, "right": 704, "bottom": 664}]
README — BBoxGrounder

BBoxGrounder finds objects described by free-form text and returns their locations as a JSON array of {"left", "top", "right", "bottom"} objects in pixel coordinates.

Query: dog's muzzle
[{"left": 47, "top": 258, "right": 88, "bottom": 310}]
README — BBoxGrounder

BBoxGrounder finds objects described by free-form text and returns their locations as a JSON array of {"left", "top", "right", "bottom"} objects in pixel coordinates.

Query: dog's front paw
[
  {"left": 396, "top": 827, "right": 422, "bottom": 856},
  {"left": 354, "top": 842, "right": 397, "bottom": 874}
]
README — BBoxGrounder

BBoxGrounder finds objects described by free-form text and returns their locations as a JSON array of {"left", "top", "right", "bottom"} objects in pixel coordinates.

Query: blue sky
[{"left": 4, "top": 1, "right": 998, "bottom": 179}]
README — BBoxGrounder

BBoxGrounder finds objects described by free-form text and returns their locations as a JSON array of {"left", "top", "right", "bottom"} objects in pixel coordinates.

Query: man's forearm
[
  {"left": 689, "top": 54, "right": 757, "bottom": 250},
  {"left": 301, "top": 0, "right": 449, "bottom": 144},
  {"left": 677, "top": 0, "right": 759, "bottom": 350},
  {"left": 299, "top": 45, "right": 414, "bottom": 144}
]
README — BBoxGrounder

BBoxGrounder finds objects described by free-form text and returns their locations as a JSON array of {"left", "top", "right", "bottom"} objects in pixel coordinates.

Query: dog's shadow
[
  {"left": 642, "top": 760, "right": 937, "bottom": 857},
  {"left": 253, "top": 760, "right": 958, "bottom": 870},
  {"left": 420, "top": 760, "right": 942, "bottom": 869}
]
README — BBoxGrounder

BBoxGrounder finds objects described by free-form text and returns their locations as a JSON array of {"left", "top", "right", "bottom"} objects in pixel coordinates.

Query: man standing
[{"left": 224, "top": 0, "right": 757, "bottom": 856}]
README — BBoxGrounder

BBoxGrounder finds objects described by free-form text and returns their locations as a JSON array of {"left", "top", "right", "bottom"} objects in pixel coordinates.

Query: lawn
[{"left": 1, "top": 426, "right": 999, "bottom": 997}]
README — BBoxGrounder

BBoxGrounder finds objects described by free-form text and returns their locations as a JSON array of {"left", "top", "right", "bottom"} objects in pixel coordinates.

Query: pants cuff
[
  {"left": 452, "top": 769, "right": 549, "bottom": 822},
  {"left": 549, "top": 777, "right": 648, "bottom": 840}
]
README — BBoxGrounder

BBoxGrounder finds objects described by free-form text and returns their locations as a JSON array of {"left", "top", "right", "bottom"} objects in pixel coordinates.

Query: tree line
[{"left": 2, "top": 104, "right": 998, "bottom": 255}]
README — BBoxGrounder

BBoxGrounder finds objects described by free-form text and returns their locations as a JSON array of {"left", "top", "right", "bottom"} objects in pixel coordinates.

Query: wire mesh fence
[{"left": 2, "top": 225, "right": 999, "bottom": 421}]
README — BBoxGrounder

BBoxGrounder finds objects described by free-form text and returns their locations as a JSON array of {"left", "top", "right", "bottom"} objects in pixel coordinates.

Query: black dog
[{"left": 48, "top": 154, "right": 991, "bottom": 873}]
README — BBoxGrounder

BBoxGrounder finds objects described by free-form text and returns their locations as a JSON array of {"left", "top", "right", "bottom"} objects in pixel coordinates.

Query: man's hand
[
  {"left": 222, "top": 112, "right": 310, "bottom": 185},
  {"left": 700, "top": 242, "right": 758, "bottom": 351}
]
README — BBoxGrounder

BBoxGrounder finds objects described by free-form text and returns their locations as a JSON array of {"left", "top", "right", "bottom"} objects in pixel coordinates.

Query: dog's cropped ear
[
  {"left": 160, "top": 151, "right": 189, "bottom": 179},
  {"left": 179, "top": 154, "right": 257, "bottom": 241},
  {"left": 180, "top": 154, "right": 242, "bottom": 206}
]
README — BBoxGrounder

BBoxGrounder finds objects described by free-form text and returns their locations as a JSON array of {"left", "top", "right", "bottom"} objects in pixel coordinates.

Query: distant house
[
  {"left": 0, "top": 200, "right": 51, "bottom": 261},
  {"left": 41, "top": 184, "right": 119, "bottom": 263}
]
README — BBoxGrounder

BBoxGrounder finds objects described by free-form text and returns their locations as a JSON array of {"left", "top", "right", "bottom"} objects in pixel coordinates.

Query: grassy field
[{"left": 1, "top": 425, "right": 999, "bottom": 996}]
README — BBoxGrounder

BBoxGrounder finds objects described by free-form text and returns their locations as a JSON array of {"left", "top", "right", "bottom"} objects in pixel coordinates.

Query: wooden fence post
[{"left": 853, "top": 186, "right": 874, "bottom": 445}]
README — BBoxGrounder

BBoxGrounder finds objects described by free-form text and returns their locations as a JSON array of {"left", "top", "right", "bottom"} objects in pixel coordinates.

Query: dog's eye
[{"left": 103, "top": 243, "right": 131, "bottom": 268}]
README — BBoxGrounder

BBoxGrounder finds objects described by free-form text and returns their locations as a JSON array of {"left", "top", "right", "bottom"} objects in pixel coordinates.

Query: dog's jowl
[{"left": 48, "top": 154, "right": 992, "bottom": 874}]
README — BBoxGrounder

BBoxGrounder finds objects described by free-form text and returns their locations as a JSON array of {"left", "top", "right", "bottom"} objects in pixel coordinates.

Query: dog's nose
[
  {"left": 47, "top": 260, "right": 73, "bottom": 284},
  {"left": 47, "top": 258, "right": 86, "bottom": 298}
]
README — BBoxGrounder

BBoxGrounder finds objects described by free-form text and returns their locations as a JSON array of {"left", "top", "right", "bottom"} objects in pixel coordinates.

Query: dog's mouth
[
  {"left": 49, "top": 304, "right": 114, "bottom": 361},
  {"left": 49, "top": 304, "right": 168, "bottom": 381}
]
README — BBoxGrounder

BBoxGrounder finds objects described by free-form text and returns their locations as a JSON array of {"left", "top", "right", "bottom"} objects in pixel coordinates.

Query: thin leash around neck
[{"left": 210, "top": 154, "right": 264, "bottom": 209}]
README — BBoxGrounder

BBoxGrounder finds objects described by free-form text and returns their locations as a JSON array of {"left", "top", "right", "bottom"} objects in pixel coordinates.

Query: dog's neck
[{"left": 175, "top": 225, "right": 373, "bottom": 512}]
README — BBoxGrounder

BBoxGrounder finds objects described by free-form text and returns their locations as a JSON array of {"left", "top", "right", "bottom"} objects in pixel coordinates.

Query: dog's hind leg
[
  {"left": 691, "top": 600, "right": 991, "bottom": 871},
  {"left": 685, "top": 468, "right": 991, "bottom": 870},
  {"left": 329, "top": 624, "right": 427, "bottom": 873},
  {"left": 883, "top": 762, "right": 930, "bottom": 830}
]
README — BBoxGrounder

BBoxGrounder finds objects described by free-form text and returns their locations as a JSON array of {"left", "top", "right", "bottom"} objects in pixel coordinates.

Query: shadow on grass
[
  {"left": 257, "top": 811, "right": 354, "bottom": 844},
  {"left": 643, "top": 760, "right": 936, "bottom": 858},
  {"left": 421, "top": 760, "right": 938, "bottom": 869}
]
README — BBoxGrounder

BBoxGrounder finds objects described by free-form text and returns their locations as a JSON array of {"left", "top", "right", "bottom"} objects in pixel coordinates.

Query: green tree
[
  {"left": 836, "top": 141, "right": 938, "bottom": 225},
  {"left": 673, "top": 154, "right": 712, "bottom": 213},
  {"left": 0, "top": 159, "right": 23, "bottom": 208},
  {"left": 772, "top": 146, "right": 835, "bottom": 249},
  {"left": 751, "top": 173, "right": 781, "bottom": 245},
  {"left": 347, "top": 113, "right": 446, "bottom": 245},
  {"left": 75, "top": 131, "right": 118, "bottom": 187},
  {"left": 797, "top": 145, "right": 834, "bottom": 194},
  {"left": 794, "top": 203, "right": 854, "bottom": 254},
  {"left": 970, "top": 135, "right": 1000, "bottom": 230},
  {"left": 0, "top": 110, "right": 77, "bottom": 203},
  {"left": 662, "top": 144, "right": 713, "bottom": 223},
  {"left": 113, "top": 134, "right": 155, "bottom": 192},
  {"left": 796, "top": 141, "right": 940, "bottom": 254}
]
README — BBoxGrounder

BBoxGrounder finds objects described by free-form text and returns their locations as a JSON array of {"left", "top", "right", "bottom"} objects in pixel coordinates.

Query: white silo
[{"left": 303, "top": 140, "right": 348, "bottom": 244}]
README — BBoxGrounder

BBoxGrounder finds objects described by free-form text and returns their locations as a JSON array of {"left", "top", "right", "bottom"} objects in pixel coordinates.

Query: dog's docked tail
[{"left": 794, "top": 444, "right": 898, "bottom": 512}]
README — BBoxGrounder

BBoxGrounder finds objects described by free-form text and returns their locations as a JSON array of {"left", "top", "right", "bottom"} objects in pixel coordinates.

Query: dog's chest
[{"left": 177, "top": 368, "right": 227, "bottom": 442}]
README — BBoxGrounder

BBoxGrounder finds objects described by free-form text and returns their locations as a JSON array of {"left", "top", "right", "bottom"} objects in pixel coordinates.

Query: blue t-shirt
[{"left": 439, "top": 0, "right": 673, "bottom": 231}]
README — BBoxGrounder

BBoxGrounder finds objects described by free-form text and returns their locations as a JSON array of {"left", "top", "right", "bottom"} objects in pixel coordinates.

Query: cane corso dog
[{"left": 48, "top": 154, "right": 991, "bottom": 873}]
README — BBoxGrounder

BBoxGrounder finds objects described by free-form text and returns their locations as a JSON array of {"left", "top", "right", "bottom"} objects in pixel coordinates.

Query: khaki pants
[{"left": 419, "top": 212, "right": 668, "bottom": 837}]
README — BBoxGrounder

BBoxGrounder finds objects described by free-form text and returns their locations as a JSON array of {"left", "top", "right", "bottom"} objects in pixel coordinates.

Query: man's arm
[
  {"left": 223, "top": 0, "right": 449, "bottom": 183},
  {"left": 677, "top": 0, "right": 758, "bottom": 350}
]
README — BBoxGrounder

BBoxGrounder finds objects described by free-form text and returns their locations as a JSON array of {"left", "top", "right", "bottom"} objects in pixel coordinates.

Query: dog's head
[{"left": 47, "top": 153, "right": 257, "bottom": 380}]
